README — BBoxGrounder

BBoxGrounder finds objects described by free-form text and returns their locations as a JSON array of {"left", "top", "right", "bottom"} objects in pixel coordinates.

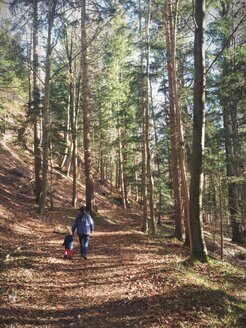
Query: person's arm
[
  {"left": 89, "top": 215, "right": 94, "bottom": 233},
  {"left": 71, "top": 217, "right": 78, "bottom": 236}
]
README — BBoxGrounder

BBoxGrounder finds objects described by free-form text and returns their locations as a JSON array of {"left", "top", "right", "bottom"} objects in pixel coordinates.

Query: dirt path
[
  {"left": 1, "top": 208, "right": 186, "bottom": 328},
  {"left": 1, "top": 208, "right": 246, "bottom": 328},
  {"left": 0, "top": 143, "right": 245, "bottom": 328}
]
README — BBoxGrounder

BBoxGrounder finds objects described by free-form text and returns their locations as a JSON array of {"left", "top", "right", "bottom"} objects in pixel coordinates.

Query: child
[{"left": 62, "top": 230, "right": 74, "bottom": 259}]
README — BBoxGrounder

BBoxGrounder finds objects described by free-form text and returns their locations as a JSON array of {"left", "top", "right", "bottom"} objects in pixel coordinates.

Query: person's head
[{"left": 79, "top": 206, "right": 86, "bottom": 213}]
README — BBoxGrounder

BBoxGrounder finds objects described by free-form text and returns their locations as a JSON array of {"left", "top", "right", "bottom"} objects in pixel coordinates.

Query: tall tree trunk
[
  {"left": 67, "top": 35, "right": 78, "bottom": 207},
  {"left": 115, "top": 157, "right": 119, "bottom": 189},
  {"left": 115, "top": 59, "right": 128, "bottom": 209},
  {"left": 122, "top": 149, "right": 128, "bottom": 207},
  {"left": 32, "top": 0, "right": 42, "bottom": 202},
  {"left": 63, "top": 25, "right": 78, "bottom": 206},
  {"left": 139, "top": 0, "right": 148, "bottom": 232},
  {"left": 98, "top": 100, "right": 105, "bottom": 184},
  {"left": 223, "top": 106, "right": 241, "bottom": 242},
  {"left": 146, "top": 0, "right": 155, "bottom": 234},
  {"left": 134, "top": 161, "right": 139, "bottom": 203},
  {"left": 81, "top": 0, "right": 95, "bottom": 212},
  {"left": 60, "top": 99, "right": 71, "bottom": 171},
  {"left": 150, "top": 76, "right": 163, "bottom": 222},
  {"left": 39, "top": 0, "right": 57, "bottom": 214},
  {"left": 118, "top": 127, "right": 127, "bottom": 209},
  {"left": 61, "top": 31, "right": 73, "bottom": 173},
  {"left": 170, "top": 1, "right": 190, "bottom": 245},
  {"left": 164, "top": 0, "right": 183, "bottom": 240},
  {"left": 49, "top": 139, "right": 54, "bottom": 210},
  {"left": 176, "top": 59, "right": 191, "bottom": 246},
  {"left": 189, "top": 0, "right": 207, "bottom": 261},
  {"left": 219, "top": 1, "right": 243, "bottom": 243},
  {"left": 71, "top": 75, "right": 78, "bottom": 207}
]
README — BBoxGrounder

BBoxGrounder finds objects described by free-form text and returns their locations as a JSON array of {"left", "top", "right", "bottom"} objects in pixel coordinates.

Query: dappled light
[
  {"left": 0, "top": 139, "right": 245, "bottom": 327},
  {"left": 1, "top": 179, "right": 245, "bottom": 328},
  {"left": 1, "top": 0, "right": 246, "bottom": 326}
]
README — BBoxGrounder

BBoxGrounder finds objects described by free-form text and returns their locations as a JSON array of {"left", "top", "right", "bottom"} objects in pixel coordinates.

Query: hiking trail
[{"left": 0, "top": 142, "right": 245, "bottom": 328}]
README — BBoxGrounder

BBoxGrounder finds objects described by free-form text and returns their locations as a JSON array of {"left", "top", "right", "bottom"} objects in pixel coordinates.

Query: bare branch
[{"left": 206, "top": 13, "right": 246, "bottom": 74}]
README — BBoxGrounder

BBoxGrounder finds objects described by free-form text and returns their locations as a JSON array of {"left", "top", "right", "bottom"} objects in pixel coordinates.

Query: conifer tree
[
  {"left": 189, "top": 0, "right": 208, "bottom": 261},
  {"left": 39, "top": 0, "right": 58, "bottom": 214},
  {"left": 32, "top": 0, "right": 42, "bottom": 202},
  {"left": 81, "top": 0, "right": 95, "bottom": 212}
]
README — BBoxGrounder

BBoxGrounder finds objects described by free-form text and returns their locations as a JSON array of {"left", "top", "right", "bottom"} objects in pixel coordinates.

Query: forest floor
[{"left": 0, "top": 141, "right": 245, "bottom": 328}]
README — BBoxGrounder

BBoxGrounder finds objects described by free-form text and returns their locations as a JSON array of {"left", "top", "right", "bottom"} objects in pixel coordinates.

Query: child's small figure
[{"left": 63, "top": 234, "right": 74, "bottom": 259}]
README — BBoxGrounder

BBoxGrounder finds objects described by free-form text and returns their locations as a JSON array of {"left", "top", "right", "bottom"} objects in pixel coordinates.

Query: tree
[
  {"left": 81, "top": 0, "right": 95, "bottom": 212},
  {"left": 39, "top": 0, "right": 58, "bottom": 214},
  {"left": 164, "top": 0, "right": 183, "bottom": 241},
  {"left": 189, "top": 0, "right": 208, "bottom": 261},
  {"left": 63, "top": 21, "right": 79, "bottom": 207},
  {"left": 145, "top": 0, "right": 155, "bottom": 234},
  {"left": 32, "top": 0, "right": 42, "bottom": 202},
  {"left": 138, "top": 0, "right": 148, "bottom": 232},
  {"left": 0, "top": 21, "right": 28, "bottom": 137},
  {"left": 91, "top": 2, "right": 138, "bottom": 209},
  {"left": 215, "top": 0, "right": 246, "bottom": 243}
]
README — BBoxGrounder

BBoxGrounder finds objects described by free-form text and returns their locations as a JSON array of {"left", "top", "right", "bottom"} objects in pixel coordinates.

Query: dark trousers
[{"left": 79, "top": 234, "right": 90, "bottom": 256}]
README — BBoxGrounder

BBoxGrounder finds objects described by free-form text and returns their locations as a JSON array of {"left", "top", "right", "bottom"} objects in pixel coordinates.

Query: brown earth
[{"left": 0, "top": 141, "right": 245, "bottom": 328}]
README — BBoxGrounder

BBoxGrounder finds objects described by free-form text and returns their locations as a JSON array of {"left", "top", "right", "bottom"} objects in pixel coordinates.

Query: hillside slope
[{"left": 0, "top": 141, "right": 245, "bottom": 328}]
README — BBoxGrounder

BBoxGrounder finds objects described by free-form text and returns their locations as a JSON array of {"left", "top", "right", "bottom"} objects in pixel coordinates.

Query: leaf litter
[{"left": 0, "top": 146, "right": 245, "bottom": 328}]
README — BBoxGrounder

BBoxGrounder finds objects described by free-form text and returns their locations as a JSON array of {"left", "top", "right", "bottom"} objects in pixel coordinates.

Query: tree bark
[
  {"left": 71, "top": 74, "right": 78, "bottom": 207},
  {"left": 81, "top": 0, "right": 95, "bottom": 213},
  {"left": 139, "top": 0, "right": 148, "bottom": 232},
  {"left": 118, "top": 127, "right": 127, "bottom": 209},
  {"left": 164, "top": 0, "right": 183, "bottom": 240},
  {"left": 189, "top": 0, "right": 207, "bottom": 261},
  {"left": 146, "top": 0, "right": 155, "bottom": 234},
  {"left": 223, "top": 106, "right": 241, "bottom": 242},
  {"left": 60, "top": 98, "right": 71, "bottom": 172},
  {"left": 32, "top": 0, "right": 42, "bottom": 202},
  {"left": 39, "top": 0, "right": 57, "bottom": 214},
  {"left": 170, "top": 1, "right": 190, "bottom": 245},
  {"left": 176, "top": 57, "right": 191, "bottom": 246},
  {"left": 219, "top": 1, "right": 244, "bottom": 243},
  {"left": 66, "top": 34, "right": 78, "bottom": 207}
]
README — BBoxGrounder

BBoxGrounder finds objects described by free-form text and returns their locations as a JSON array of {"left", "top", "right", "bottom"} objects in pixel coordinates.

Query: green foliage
[
  {"left": 2, "top": 0, "right": 245, "bottom": 247},
  {"left": 0, "top": 25, "right": 27, "bottom": 85},
  {"left": 0, "top": 21, "right": 28, "bottom": 136},
  {"left": 0, "top": 23, "right": 27, "bottom": 88},
  {"left": 203, "top": 0, "right": 246, "bottom": 237},
  {"left": 92, "top": 6, "right": 139, "bottom": 183}
]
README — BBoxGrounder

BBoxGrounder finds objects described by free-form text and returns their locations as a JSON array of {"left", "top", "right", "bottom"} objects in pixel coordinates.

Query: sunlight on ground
[
  {"left": 95, "top": 230, "right": 141, "bottom": 236},
  {"left": 0, "top": 206, "right": 12, "bottom": 218},
  {"left": 13, "top": 224, "right": 33, "bottom": 235}
]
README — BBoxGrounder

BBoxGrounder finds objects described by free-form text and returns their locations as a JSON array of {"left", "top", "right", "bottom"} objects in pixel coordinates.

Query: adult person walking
[{"left": 72, "top": 206, "right": 94, "bottom": 260}]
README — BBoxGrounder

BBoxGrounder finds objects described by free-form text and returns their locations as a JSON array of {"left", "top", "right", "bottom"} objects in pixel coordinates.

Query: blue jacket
[
  {"left": 72, "top": 211, "right": 94, "bottom": 236},
  {"left": 63, "top": 234, "right": 74, "bottom": 250}
]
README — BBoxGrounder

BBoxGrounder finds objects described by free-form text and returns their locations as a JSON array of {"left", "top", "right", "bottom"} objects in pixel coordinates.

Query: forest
[{"left": 0, "top": 0, "right": 245, "bottom": 327}]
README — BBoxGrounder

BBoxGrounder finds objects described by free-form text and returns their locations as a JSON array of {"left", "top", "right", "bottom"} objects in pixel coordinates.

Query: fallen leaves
[{"left": 1, "top": 146, "right": 245, "bottom": 328}]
